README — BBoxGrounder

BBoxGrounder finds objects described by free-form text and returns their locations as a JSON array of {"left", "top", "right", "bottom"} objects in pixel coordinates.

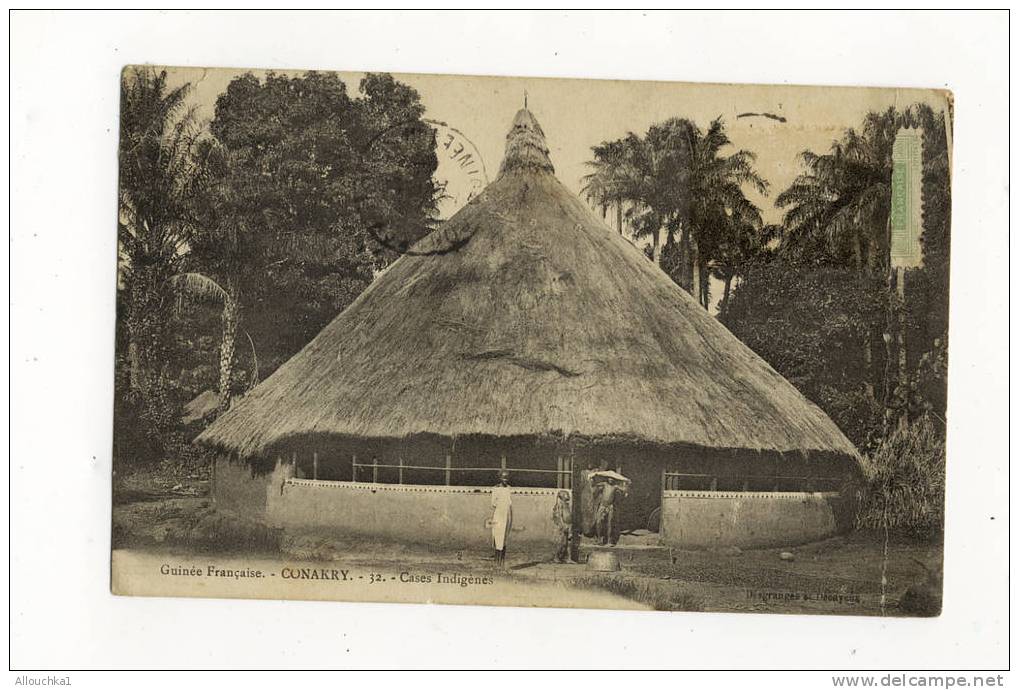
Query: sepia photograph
[
  {"left": 111, "top": 66, "right": 951, "bottom": 618},
  {"left": 9, "top": 8, "right": 1010, "bottom": 677}
]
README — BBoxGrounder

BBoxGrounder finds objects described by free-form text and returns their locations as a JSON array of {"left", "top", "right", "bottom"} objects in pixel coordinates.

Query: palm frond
[{"left": 168, "top": 271, "right": 228, "bottom": 315}]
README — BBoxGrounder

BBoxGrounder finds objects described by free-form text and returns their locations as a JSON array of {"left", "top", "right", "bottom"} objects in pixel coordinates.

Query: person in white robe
[{"left": 490, "top": 470, "right": 513, "bottom": 566}]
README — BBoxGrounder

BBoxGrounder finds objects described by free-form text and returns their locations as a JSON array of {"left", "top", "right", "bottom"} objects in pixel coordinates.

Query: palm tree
[
  {"left": 169, "top": 271, "right": 256, "bottom": 413},
  {"left": 581, "top": 150, "right": 611, "bottom": 221},
  {"left": 777, "top": 104, "right": 952, "bottom": 272},
  {"left": 120, "top": 68, "right": 253, "bottom": 418},
  {"left": 660, "top": 117, "right": 768, "bottom": 308},
  {"left": 582, "top": 117, "right": 768, "bottom": 308},
  {"left": 582, "top": 139, "right": 630, "bottom": 235},
  {"left": 180, "top": 142, "right": 269, "bottom": 414},
  {"left": 775, "top": 107, "right": 904, "bottom": 270},
  {"left": 713, "top": 220, "right": 779, "bottom": 315},
  {"left": 583, "top": 129, "right": 685, "bottom": 263},
  {"left": 618, "top": 127, "right": 688, "bottom": 265},
  {"left": 775, "top": 117, "right": 897, "bottom": 404},
  {"left": 774, "top": 104, "right": 951, "bottom": 417},
  {"left": 118, "top": 67, "right": 212, "bottom": 399}
]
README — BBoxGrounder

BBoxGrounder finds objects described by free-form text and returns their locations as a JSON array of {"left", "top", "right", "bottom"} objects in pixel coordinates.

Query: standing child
[{"left": 552, "top": 490, "right": 573, "bottom": 563}]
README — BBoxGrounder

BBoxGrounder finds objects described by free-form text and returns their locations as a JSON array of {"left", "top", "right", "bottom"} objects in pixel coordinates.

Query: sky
[{"left": 163, "top": 65, "right": 950, "bottom": 226}]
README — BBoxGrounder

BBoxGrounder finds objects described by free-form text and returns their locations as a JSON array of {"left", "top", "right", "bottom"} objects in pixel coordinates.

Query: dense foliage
[
  {"left": 721, "top": 104, "right": 950, "bottom": 456},
  {"left": 116, "top": 67, "right": 218, "bottom": 465},
  {"left": 721, "top": 261, "right": 888, "bottom": 450},
  {"left": 207, "top": 71, "right": 440, "bottom": 375},
  {"left": 855, "top": 415, "right": 946, "bottom": 537},
  {"left": 114, "top": 68, "right": 439, "bottom": 468}
]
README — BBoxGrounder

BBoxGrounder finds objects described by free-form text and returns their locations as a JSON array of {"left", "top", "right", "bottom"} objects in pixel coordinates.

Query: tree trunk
[
  {"left": 700, "top": 261, "right": 710, "bottom": 310},
  {"left": 882, "top": 212, "right": 909, "bottom": 432},
  {"left": 882, "top": 266, "right": 894, "bottom": 434},
  {"left": 720, "top": 275, "right": 733, "bottom": 314},
  {"left": 863, "top": 327, "right": 876, "bottom": 401},
  {"left": 701, "top": 260, "right": 709, "bottom": 309},
  {"left": 218, "top": 287, "right": 239, "bottom": 412},
  {"left": 895, "top": 266, "right": 909, "bottom": 431},
  {"left": 124, "top": 258, "right": 179, "bottom": 452},
  {"left": 690, "top": 236, "right": 701, "bottom": 305},
  {"left": 883, "top": 264, "right": 906, "bottom": 434},
  {"left": 126, "top": 263, "right": 165, "bottom": 398},
  {"left": 652, "top": 224, "right": 664, "bottom": 266},
  {"left": 857, "top": 237, "right": 876, "bottom": 402},
  {"left": 128, "top": 342, "right": 142, "bottom": 393},
  {"left": 615, "top": 201, "right": 623, "bottom": 235},
  {"left": 244, "top": 330, "right": 259, "bottom": 389},
  {"left": 126, "top": 274, "right": 147, "bottom": 395},
  {"left": 679, "top": 225, "right": 691, "bottom": 291}
]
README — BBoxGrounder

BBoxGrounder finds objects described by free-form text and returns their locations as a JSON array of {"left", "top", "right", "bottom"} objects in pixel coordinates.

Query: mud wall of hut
[
  {"left": 660, "top": 490, "right": 844, "bottom": 549},
  {"left": 264, "top": 480, "right": 561, "bottom": 549},
  {"left": 212, "top": 440, "right": 859, "bottom": 549},
  {"left": 213, "top": 456, "right": 275, "bottom": 521}
]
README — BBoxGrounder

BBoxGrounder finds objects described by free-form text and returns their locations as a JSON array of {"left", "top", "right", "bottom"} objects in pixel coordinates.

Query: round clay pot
[{"left": 587, "top": 550, "right": 621, "bottom": 572}]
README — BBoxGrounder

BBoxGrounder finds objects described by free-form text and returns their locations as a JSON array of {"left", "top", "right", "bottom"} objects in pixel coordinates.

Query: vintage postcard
[{"left": 112, "top": 66, "right": 951, "bottom": 617}]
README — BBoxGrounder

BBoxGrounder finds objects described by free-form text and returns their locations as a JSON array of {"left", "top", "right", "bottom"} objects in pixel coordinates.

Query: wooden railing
[
  {"left": 662, "top": 471, "right": 843, "bottom": 493},
  {"left": 351, "top": 455, "right": 573, "bottom": 489}
]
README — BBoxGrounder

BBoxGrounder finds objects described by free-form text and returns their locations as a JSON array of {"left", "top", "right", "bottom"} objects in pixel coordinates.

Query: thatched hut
[{"left": 198, "top": 107, "right": 861, "bottom": 549}]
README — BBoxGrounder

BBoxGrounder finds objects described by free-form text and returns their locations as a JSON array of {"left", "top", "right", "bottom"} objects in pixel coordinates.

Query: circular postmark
[
  {"left": 361, "top": 117, "right": 488, "bottom": 256},
  {"left": 425, "top": 119, "right": 489, "bottom": 219}
]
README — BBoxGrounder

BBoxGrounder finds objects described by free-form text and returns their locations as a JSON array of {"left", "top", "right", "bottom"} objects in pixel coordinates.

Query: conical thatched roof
[{"left": 199, "top": 107, "right": 859, "bottom": 461}]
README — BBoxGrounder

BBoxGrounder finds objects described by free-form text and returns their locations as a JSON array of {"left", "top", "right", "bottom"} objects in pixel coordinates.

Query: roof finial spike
[
  {"left": 524, "top": 90, "right": 528, "bottom": 110},
  {"left": 499, "top": 104, "right": 554, "bottom": 175}
]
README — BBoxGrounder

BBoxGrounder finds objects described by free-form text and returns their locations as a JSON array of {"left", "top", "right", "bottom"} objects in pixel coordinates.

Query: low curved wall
[
  {"left": 213, "top": 456, "right": 273, "bottom": 521},
  {"left": 265, "top": 479, "right": 562, "bottom": 549},
  {"left": 660, "top": 490, "right": 842, "bottom": 549}
]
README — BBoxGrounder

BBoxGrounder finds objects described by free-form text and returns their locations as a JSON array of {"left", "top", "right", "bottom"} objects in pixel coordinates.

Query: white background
[{"left": 6, "top": 9, "right": 1012, "bottom": 678}]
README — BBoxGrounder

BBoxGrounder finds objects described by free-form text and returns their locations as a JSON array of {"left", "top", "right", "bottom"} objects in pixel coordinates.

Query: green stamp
[{"left": 891, "top": 129, "right": 924, "bottom": 267}]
